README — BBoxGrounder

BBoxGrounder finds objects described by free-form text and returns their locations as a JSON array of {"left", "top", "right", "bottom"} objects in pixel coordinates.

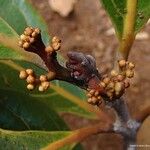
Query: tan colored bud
[
  {"left": 41, "top": 81, "right": 50, "bottom": 90},
  {"left": 26, "top": 69, "right": 33, "bottom": 75},
  {"left": 18, "top": 40, "right": 23, "bottom": 47},
  {"left": 34, "top": 28, "right": 40, "bottom": 34},
  {"left": 32, "top": 31, "right": 37, "bottom": 37},
  {"left": 111, "top": 70, "right": 118, "bottom": 77},
  {"left": 47, "top": 71, "right": 56, "bottom": 80},
  {"left": 107, "top": 81, "right": 115, "bottom": 89},
  {"left": 87, "top": 93, "right": 92, "bottom": 98},
  {"left": 117, "top": 74, "right": 125, "bottom": 81},
  {"left": 118, "top": 60, "right": 126, "bottom": 67},
  {"left": 19, "top": 70, "right": 28, "bottom": 79},
  {"left": 115, "top": 82, "right": 124, "bottom": 95},
  {"left": 45, "top": 46, "right": 54, "bottom": 53},
  {"left": 23, "top": 42, "right": 29, "bottom": 49},
  {"left": 103, "top": 77, "right": 110, "bottom": 84},
  {"left": 89, "top": 89, "right": 95, "bottom": 95},
  {"left": 94, "top": 91, "right": 99, "bottom": 96},
  {"left": 126, "top": 69, "right": 134, "bottom": 78},
  {"left": 52, "top": 36, "right": 61, "bottom": 43},
  {"left": 87, "top": 98, "right": 92, "bottom": 103},
  {"left": 52, "top": 42, "right": 61, "bottom": 51},
  {"left": 40, "top": 75, "right": 47, "bottom": 82},
  {"left": 38, "top": 85, "right": 44, "bottom": 92},
  {"left": 20, "top": 34, "right": 26, "bottom": 41},
  {"left": 24, "top": 27, "right": 33, "bottom": 36},
  {"left": 27, "top": 84, "right": 34, "bottom": 91},
  {"left": 26, "top": 75, "right": 35, "bottom": 84},
  {"left": 128, "top": 62, "right": 135, "bottom": 69},
  {"left": 99, "top": 81, "right": 106, "bottom": 88},
  {"left": 91, "top": 97, "right": 97, "bottom": 104}
]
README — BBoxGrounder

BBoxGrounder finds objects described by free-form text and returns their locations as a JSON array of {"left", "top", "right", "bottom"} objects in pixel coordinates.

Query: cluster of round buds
[
  {"left": 86, "top": 89, "right": 103, "bottom": 105},
  {"left": 18, "top": 27, "right": 40, "bottom": 49},
  {"left": 99, "top": 60, "right": 135, "bottom": 100},
  {"left": 19, "top": 69, "right": 50, "bottom": 92},
  {"left": 45, "top": 36, "right": 61, "bottom": 54},
  {"left": 38, "top": 75, "right": 50, "bottom": 92}
]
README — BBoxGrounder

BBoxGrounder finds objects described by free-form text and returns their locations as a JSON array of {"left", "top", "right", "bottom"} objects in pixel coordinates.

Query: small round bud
[
  {"left": 20, "top": 34, "right": 26, "bottom": 41},
  {"left": 26, "top": 75, "right": 35, "bottom": 84},
  {"left": 97, "top": 96, "right": 101, "bottom": 100},
  {"left": 87, "top": 98, "right": 92, "bottom": 103},
  {"left": 26, "top": 69, "right": 33, "bottom": 75},
  {"left": 111, "top": 70, "right": 118, "bottom": 77},
  {"left": 34, "top": 28, "right": 40, "bottom": 34},
  {"left": 87, "top": 93, "right": 92, "bottom": 98},
  {"left": 19, "top": 70, "right": 28, "bottom": 79},
  {"left": 24, "top": 27, "right": 33, "bottom": 36},
  {"left": 128, "top": 62, "right": 135, "bottom": 69},
  {"left": 27, "top": 84, "right": 34, "bottom": 91},
  {"left": 52, "top": 36, "right": 61, "bottom": 43},
  {"left": 52, "top": 42, "right": 61, "bottom": 51},
  {"left": 117, "top": 74, "right": 125, "bottom": 81},
  {"left": 41, "top": 81, "right": 50, "bottom": 90},
  {"left": 45, "top": 46, "right": 54, "bottom": 53},
  {"left": 32, "top": 31, "right": 37, "bottom": 37},
  {"left": 91, "top": 97, "right": 97, "bottom": 104},
  {"left": 99, "top": 81, "right": 106, "bottom": 88},
  {"left": 94, "top": 91, "right": 99, "bottom": 96},
  {"left": 118, "top": 60, "right": 126, "bottom": 67},
  {"left": 107, "top": 82, "right": 115, "bottom": 89},
  {"left": 47, "top": 71, "right": 56, "bottom": 80},
  {"left": 106, "top": 91, "right": 113, "bottom": 99},
  {"left": 103, "top": 77, "right": 110, "bottom": 85},
  {"left": 38, "top": 85, "right": 44, "bottom": 92},
  {"left": 18, "top": 40, "right": 23, "bottom": 47},
  {"left": 40, "top": 75, "right": 47, "bottom": 82},
  {"left": 115, "top": 82, "right": 124, "bottom": 96},
  {"left": 23, "top": 42, "right": 29, "bottom": 49},
  {"left": 126, "top": 69, "right": 134, "bottom": 78},
  {"left": 89, "top": 89, "right": 95, "bottom": 95}
]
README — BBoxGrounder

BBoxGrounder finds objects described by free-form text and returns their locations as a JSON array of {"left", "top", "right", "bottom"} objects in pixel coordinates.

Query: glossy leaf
[
  {"left": 0, "top": 61, "right": 95, "bottom": 119},
  {"left": 0, "top": 0, "right": 49, "bottom": 44},
  {"left": 0, "top": 2, "right": 95, "bottom": 118},
  {"left": 0, "top": 129, "right": 83, "bottom": 150},
  {"left": 100, "top": 0, "right": 150, "bottom": 38}
]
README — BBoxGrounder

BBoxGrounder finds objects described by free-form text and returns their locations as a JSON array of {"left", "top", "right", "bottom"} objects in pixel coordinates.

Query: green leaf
[
  {"left": 0, "top": 129, "right": 83, "bottom": 150},
  {"left": 0, "top": 0, "right": 96, "bottom": 121},
  {"left": 0, "top": 89, "right": 68, "bottom": 131},
  {"left": 0, "top": 0, "right": 49, "bottom": 44},
  {"left": 0, "top": 61, "right": 95, "bottom": 119},
  {"left": 100, "top": 0, "right": 150, "bottom": 38}
]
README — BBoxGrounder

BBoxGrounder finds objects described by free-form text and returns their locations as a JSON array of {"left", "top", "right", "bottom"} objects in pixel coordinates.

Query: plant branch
[
  {"left": 42, "top": 122, "right": 113, "bottom": 150},
  {"left": 118, "top": 0, "right": 137, "bottom": 60}
]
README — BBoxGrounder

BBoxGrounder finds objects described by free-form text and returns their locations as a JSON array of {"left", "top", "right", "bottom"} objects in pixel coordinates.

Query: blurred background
[{"left": 31, "top": 0, "right": 150, "bottom": 149}]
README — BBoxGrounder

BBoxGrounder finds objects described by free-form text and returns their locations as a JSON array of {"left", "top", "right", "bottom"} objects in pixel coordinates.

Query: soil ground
[{"left": 31, "top": 0, "right": 150, "bottom": 149}]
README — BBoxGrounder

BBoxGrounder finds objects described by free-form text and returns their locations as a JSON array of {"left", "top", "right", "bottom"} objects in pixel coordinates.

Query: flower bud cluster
[
  {"left": 19, "top": 27, "right": 40, "bottom": 49},
  {"left": 86, "top": 89, "right": 103, "bottom": 105},
  {"left": 19, "top": 69, "right": 50, "bottom": 92},
  {"left": 86, "top": 60, "right": 135, "bottom": 105},
  {"left": 100, "top": 60, "right": 135, "bottom": 100},
  {"left": 45, "top": 36, "right": 61, "bottom": 54}
]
